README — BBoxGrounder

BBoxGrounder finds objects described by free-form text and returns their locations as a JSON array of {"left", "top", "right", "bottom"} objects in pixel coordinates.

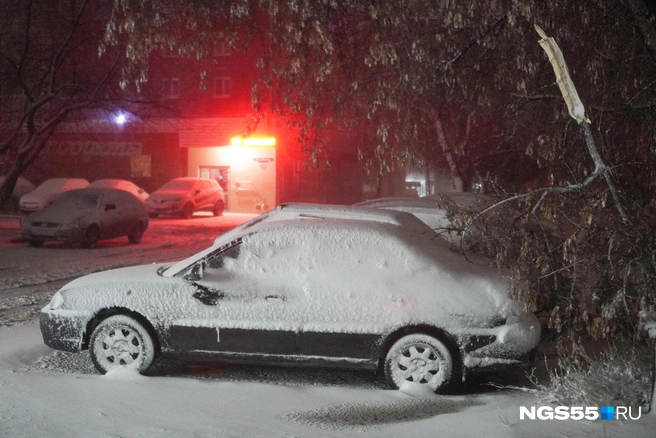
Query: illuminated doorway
[{"left": 200, "top": 166, "right": 230, "bottom": 210}]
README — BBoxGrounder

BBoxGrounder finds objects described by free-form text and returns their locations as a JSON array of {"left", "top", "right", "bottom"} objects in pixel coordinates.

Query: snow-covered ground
[{"left": 1, "top": 213, "right": 654, "bottom": 437}]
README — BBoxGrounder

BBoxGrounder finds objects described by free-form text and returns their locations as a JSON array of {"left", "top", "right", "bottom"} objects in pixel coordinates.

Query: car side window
[{"left": 205, "top": 238, "right": 242, "bottom": 269}]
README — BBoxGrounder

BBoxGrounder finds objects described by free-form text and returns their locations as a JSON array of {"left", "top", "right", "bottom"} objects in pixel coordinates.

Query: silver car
[
  {"left": 21, "top": 188, "right": 149, "bottom": 248},
  {"left": 39, "top": 204, "right": 540, "bottom": 393}
]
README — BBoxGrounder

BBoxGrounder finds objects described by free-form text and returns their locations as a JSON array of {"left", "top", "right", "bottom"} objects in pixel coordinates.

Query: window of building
[
  {"left": 213, "top": 74, "right": 232, "bottom": 98},
  {"left": 162, "top": 78, "right": 180, "bottom": 99},
  {"left": 212, "top": 41, "right": 231, "bottom": 57}
]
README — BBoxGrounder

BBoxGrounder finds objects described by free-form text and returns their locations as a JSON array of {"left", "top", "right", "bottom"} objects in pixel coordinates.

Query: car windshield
[
  {"left": 38, "top": 179, "right": 68, "bottom": 191},
  {"left": 160, "top": 180, "right": 195, "bottom": 191},
  {"left": 53, "top": 191, "right": 101, "bottom": 209}
]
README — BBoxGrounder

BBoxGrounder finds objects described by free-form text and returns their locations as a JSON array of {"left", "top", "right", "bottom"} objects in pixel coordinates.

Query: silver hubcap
[
  {"left": 397, "top": 345, "right": 440, "bottom": 384},
  {"left": 101, "top": 327, "right": 142, "bottom": 366}
]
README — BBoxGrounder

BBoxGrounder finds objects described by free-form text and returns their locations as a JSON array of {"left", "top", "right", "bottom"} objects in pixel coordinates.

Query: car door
[
  {"left": 100, "top": 191, "right": 129, "bottom": 238},
  {"left": 293, "top": 225, "right": 408, "bottom": 361},
  {"left": 192, "top": 181, "right": 210, "bottom": 210},
  {"left": 168, "top": 232, "right": 302, "bottom": 355}
]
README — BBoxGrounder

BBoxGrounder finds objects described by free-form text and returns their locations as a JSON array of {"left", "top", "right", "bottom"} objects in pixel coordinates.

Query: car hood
[
  {"left": 19, "top": 192, "right": 54, "bottom": 207},
  {"left": 61, "top": 263, "right": 170, "bottom": 291},
  {"left": 148, "top": 190, "right": 189, "bottom": 200},
  {"left": 26, "top": 206, "right": 93, "bottom": 224}
]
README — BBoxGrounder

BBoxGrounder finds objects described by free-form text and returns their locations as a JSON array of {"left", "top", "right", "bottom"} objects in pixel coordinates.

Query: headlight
[
  {"left": 48, "top": 292, "right": 64, "bottom": 310},
  {"left": 61, "top": 219, "right": 81, "bottom": 230}
]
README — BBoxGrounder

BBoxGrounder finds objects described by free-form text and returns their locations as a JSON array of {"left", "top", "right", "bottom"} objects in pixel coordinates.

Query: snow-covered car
[
  {"left": 19, "top": 178, "right": 89, "bottom": 214},
  {"left": 21, "top": 188, "right": 149, "bottom": 248},
  {"left": 40, "top": 203, "right": 540, "bottom": 393},
  {"left": 0, "top": 175, "right": 35, "bottom": 214},
  {"left": 145, "top": 177, "right": 225, "bottom": 219},
  {"left": 88, "top": 179, "right": 149, "bottom": 203},
  {"left": 354, "top": 193, "right": 494, "bottom": 243}
]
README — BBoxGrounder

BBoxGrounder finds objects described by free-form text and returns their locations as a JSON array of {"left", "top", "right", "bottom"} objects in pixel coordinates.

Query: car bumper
[
  {"left": 147, "top": 204, "right": 183, "bottom": 214},
  {"left": 458, "top": 311, "right": 542, "bottom": 372},
  {"left": 40, "top": 307, "right": 92, "bottom": 352},
  {"left": 22, "top": 227, "right": 84, "bottom": 243}
]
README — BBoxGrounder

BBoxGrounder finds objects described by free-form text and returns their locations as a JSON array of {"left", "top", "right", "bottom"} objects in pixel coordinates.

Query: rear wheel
[
  {"left": 89, "top": 314, "right": 156, "bottom": 374},
  {"left": 81, "top": 225, "right": 100, "bottom": 249},
  {"left": 384, "top": 333, "right": 454, "bottom": 393},
  {"left": 27, "top": 239, "right": 44, "bottom": 247},
  {"left": 181, "top": 203, "right": 194, "bottom": 219},
  {"left": 213, "top": 200, "right": 224, "bottom": 217},
  {"left": 128, "top": 222, "right": 145, "bottom": 244}
]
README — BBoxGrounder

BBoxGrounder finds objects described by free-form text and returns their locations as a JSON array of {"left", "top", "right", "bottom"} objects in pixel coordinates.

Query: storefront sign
[
  {"left": 49, "top": 142, "right": 142, "bottom": 157},
  {"left": 253, "top": 158, "right": 274, "bottom": 163}
]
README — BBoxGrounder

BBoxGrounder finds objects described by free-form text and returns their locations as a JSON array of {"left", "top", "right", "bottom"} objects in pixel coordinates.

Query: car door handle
[{"left": 265, "top": 295, "right": 284, "bottom": 302}]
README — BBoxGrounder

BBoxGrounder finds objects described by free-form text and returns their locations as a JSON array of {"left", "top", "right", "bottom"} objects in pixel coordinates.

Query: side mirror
[
  {"left": 187, "top": 261, "right": 206, "bottom": 281},
  {"left": 104, "top": 204, "right": 116, "bottom": 211}
]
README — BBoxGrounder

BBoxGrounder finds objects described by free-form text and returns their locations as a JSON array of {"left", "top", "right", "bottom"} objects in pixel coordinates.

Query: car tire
[
  {"left": 182, "top": 203, "right": 194, "bottom": 219},
  {"left": 148, "top": 213, "right": 159, "bottom": 219},
  {"left": 89, "top": 314, "right": 156, "bottom": 375},
  {"left": 27, "top": 239, "right": 44, "bottom": 248},
  {"left": 384, "top": 333, "right": 454, "bottom": 393},
  {"left": 128, "top": 222, "right": 145, "bottom": 244},
  {"left": 213, "top": 200, "right": 224, "bottom": 217},
  {"left": 81, "top": 225, "right": 100, "bottom": 249}
]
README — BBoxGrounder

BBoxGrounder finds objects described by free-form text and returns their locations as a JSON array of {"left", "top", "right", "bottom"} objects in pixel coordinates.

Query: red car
[{"left": 145, "top": 177, "right": 225, "bottom": 219}]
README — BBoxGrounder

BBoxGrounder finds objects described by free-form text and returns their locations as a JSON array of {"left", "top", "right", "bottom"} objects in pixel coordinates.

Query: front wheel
[
  {"left": 213, "top": 200, "right": 224, "bottom": 217},
  {"left": 128, "top": 222, "right": 145, "bottom": 244},
  {"left": 384, "top": 333, "right": 454, "bottom": 393},
  {"left": 181, "top": 203, "right": 194, "bottom": 219},
  {"left": 89, "top": 314, "right": 156, "bottom": 374},
  {"left": 81, "top": 225, "right": 100, "bottom": 248}
]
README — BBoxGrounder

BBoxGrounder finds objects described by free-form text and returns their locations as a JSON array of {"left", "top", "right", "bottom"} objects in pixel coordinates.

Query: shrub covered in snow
[{"left": 531, "top": 344, "right": 652, "bottom": 409}]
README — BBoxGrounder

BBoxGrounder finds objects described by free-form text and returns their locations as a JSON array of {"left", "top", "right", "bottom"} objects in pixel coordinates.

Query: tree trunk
[
  {"left": 0, "top": 164, "right": 23, "bottom": 213},
  {"left": 434, "top": 115, "right": 465, "bottom": 192}
]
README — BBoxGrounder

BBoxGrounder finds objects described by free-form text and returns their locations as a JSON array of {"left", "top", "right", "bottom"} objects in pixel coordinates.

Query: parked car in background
[
  {"left": 88, "top": 179, "right": 149, "bottom": 203},
  {"left": 145, "top": 177, "right": 225, "bottom": 219},
  {"left": 354, "top": 193, "right": 493, "bottom": 243},
  {"left": 19, "top": 178, "right": 89, "bottom": 214},
  {"left": 21, "top": 187, "right": 148, "bottom": 248},
  {"left": 40, "top": 203, "right": 540, "bottom": 393},
  {"left": 0, "top": 175, "right": 35, "bottom": 214}
]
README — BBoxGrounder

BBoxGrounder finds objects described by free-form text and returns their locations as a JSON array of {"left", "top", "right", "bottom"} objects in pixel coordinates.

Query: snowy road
[
  {"left": 0, "top": 213, "right": 654, "bottom": 437},
  {"left": 0, "top": 213, "right": 255, "bottom": 327}
]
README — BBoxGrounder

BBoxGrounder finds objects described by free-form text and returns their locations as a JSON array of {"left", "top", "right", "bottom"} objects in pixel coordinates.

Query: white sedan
[
  {"left": 39, "top": 204, "right": 540, "bottom": 393},
  {"left": 88, "top": 179, "right": 149, "bottom": 203},
  {"left": 19, "top": 178, "right": 89, "bottom": 213}
]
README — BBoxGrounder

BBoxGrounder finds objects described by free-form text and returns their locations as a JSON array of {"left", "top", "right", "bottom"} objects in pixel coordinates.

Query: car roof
[
  {"left": 163, "top": 203, "right": 436, "bottom": 277},
  {"left": 90, "top": 179, "right": 136, "bottom": 186}
]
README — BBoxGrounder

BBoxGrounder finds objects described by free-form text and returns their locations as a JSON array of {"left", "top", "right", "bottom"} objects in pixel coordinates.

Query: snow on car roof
[{"left": 163, "top": 204, "right": 436, "bottom": 278}]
